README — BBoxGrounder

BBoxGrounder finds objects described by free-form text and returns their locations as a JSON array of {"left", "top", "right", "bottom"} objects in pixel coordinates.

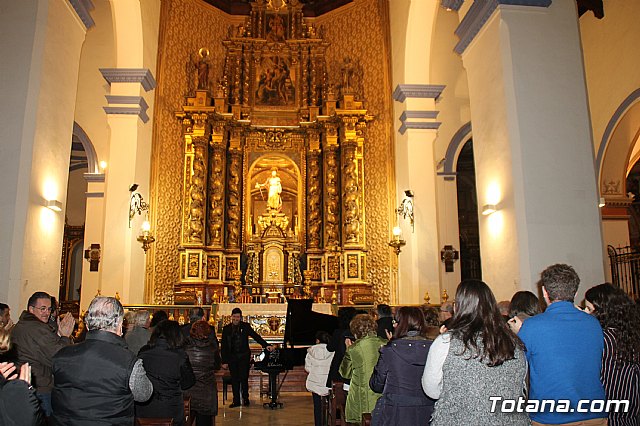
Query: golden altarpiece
[{"left": 174, "top": 0, "right": 375, "bottom": 306}]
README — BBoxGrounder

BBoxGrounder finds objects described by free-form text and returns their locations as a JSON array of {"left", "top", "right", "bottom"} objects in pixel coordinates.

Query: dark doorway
[{"left": 456, "top": 140, "right": 482, "bottom": 280}]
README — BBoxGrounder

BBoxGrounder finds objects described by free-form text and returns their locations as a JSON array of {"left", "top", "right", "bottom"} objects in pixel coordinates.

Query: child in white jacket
[{"left": 305, "top": 331, "right": 334, "bottom": 426}]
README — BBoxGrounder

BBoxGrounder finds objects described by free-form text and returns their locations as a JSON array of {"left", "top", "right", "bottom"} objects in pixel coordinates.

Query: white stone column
[
  {"left": 0, "top": 0, "right": 88, "bottom": 313},
  {"left": 458, "top": 0, "right": 605, "bottom": 300}
]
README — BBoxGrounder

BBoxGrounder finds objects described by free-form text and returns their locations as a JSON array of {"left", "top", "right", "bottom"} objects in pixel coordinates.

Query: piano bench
[{"left": 222, "top": 374, "right": 233, "bottom": 404}]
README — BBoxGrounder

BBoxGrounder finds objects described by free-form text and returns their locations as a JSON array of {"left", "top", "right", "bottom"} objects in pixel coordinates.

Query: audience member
[
  {"left": 48, "top": 297, "right": 60, "bottom": 333},
  {"left": 422, "top": 280, "right": 528, "bottom": 425},
  {"left": 305, "top": 330, "right": 334, "bottom": 426},
  {"left": 497, "top": 300, "right": 511, "bottom": 320},
  {"left": 125, "top": 310, "right": 151, "bottom": 355},
  {"left": 438, "top": 302, "right": 453, "bottom": 323},
  {"left": 370, "top": 307, "right": 435, "bottom": 426},
  {"left": 181, "top": 307, "right": 206, "bottom": 339},
  {"left": 339, "top": 314, "right": 386, "bottom": 424},
  {"left": 507, "top": 290, "right": 542, "bottom": 333},
  {"left": 0, "top": 302, "right": 13, "bottom": 330},
  {"left": 326, "top": 306, "right": 357, "bottom": 388},
  {"left": 149, "top": 310, "right": 168, "bottom": 332},
  {"left": 585, "top": 283, "right": 640, "bottom": 426},
  {"left": 184, "top": 320, "right": 220, "bottom": 426},
  {"left": 136, "top": 320, "right": 196, "bottom": 426},
  {"left": 375, "top": 304, "right": 393, "bottom": 339},
  {"left": 51, "top": 297, "right": 153, "bottom": 425},
  {"left": 220, "top": 307, "right": 273, "bottom": 407},
  {"left": 123, "top": 310, "right": 136, "bottom": 337},
  {"left": 0, "top": 327, "right": 44, "bottom": 425},
  {"left": 10, "top": 291, "right": 75, "bottom": 416},
  {"left": 421, "top": 305, "right": 440, "bottom": 340},
  {"left": 519, "top": 264, "right": 607, "bottom": 425}
]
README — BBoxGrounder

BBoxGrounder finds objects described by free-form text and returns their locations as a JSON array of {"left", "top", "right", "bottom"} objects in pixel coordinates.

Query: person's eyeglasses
[{"left": 34, "top": 306, "right": 52, "bottom": 313}]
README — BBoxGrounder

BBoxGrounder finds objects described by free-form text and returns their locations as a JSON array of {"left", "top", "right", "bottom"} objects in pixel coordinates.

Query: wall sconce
[
  {"left": 388, "top": 226, "right": 406, "bottom": 255},
  {"left": 482, "top": 204, "right": 498, "bottom": 216},
  {"left": 396, "top": 189, "right": 414, "bottom": 232},
  {"left": 137, "top": 216, "right": 156, "bottom": 253},
  {"left": 129, "top": 183, "right": 149, "bottom": 227},
  {"left": 440, "top": 245, "right": 459, "bottom": 272},
  {"left": 45, "top": 199, "right": 63, "bottom": 212}
]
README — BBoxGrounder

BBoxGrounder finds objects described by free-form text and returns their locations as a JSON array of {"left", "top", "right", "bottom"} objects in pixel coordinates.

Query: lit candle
[
  {"left": 392, "top": 226, "right": 402, "bottom": 242},
  {"left": 141, "top": 218, "right": 151, "bottom": 237},
  {"left": 223, "top": 286, "right": 228, "bottom": 296}
]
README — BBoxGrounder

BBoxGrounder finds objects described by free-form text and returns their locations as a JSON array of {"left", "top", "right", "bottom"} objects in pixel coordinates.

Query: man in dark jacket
[
  {"left": 51, "top": 297, "right": 153, "bottom": 425},
  {"left": 10, "top": 291, "right": 75, "bottom": 416},
  {"left": 375, "top": 304, "right": 393, "bottom": 339},
  {"left": 220, "top": 307, "right": 273, "bottom": 407}
]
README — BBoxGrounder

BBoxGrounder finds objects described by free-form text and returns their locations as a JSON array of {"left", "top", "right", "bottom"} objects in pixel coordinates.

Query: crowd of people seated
[{"left": 1, "top": 262, "right": 639, "bottom": 426}]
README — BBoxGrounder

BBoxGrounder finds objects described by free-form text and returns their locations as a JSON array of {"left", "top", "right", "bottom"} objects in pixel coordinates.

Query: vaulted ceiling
[{"left": 203, "top": 0, "right": 604, "bottom": 20}]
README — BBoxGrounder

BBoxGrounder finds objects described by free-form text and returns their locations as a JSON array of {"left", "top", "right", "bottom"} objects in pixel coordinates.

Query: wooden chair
[
  {"left": 329, "top": 382, "right": 346, "bottom": 426},
  {"left": 222, "top": 374, "right": 233, "bottom": 404},
  {"left": 135, "top": 419, "right": 173, "bottom": 426},
  {"left": 184, "top": 395, "right": 194, "bottom": 426},
  {"left": 362, "top": 413, "right": 372, "bottom": 426}
]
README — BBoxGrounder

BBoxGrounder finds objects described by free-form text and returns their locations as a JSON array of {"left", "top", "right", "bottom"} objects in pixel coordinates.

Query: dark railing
[{"left": 607, "top": 245, "right": 640, "bottom": 300}]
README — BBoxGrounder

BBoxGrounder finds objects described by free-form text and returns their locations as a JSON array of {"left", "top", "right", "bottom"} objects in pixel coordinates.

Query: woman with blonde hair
[{"left": 339, "top": 314, "right": 386, "bottom": 424}]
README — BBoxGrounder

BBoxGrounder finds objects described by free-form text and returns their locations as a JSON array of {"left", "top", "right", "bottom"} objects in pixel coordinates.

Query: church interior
[
  {"left": 4, "top": 0, "right": 640, "bottom": 423},
  {"left": 4, "top": 0, "right": 638, "bottom": 314}
]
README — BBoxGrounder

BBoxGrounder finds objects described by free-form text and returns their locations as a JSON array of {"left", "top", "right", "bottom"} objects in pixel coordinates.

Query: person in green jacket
[{"left": 339, "top": 314, "right": 387, "bottom": 424}]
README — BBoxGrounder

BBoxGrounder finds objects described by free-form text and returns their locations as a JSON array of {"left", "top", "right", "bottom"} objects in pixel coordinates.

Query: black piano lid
[{"left": 283, "top": 298, "right": 339, "bottom": 347}]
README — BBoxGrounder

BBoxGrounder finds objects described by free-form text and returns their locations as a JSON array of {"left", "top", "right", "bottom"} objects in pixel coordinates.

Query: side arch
[
  {"left": 72, "top": 122, "right": 99, "bottom": 174},
  {"left": 440, "top": 121, "right": 472, "bottom": 176}
]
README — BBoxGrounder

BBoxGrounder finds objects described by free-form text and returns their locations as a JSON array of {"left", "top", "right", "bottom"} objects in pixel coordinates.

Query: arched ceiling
[{"left": 203, "top": 0, "right": 353, "bottom": 16}]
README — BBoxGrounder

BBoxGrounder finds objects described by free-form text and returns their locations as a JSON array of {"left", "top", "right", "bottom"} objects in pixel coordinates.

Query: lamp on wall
[
  {"left": 45, "top": 199, "right": 63, "bottom": 212},
  {"left": 129, "top": 184, "right": 155, "bottom": 253},
  {"left": 137, "top": 216, "right": 156, "bottom": 253},
  {"left": 482, "top": 204, "right": 498, "bottom": 216},
  {"left": 395, "top": 189, "right": 414, "bottom": 231},
  {"left": 388, "top": 226, "right": 406, "bottom": 255}
]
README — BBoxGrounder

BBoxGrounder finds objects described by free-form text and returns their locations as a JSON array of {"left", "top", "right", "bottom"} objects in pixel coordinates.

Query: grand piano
[{"left": 254, "top": 298, "right": 339, "bottom": 409}]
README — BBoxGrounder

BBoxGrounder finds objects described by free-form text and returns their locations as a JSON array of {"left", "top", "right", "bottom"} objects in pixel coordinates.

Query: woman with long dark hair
[
  {"left": 422, "top": 280, "right": 528, "bottom": 425},
  {"left": 136, "top": 320, "right": 196, "bottom": 426},
  {"left": 585, "top": 283, "right": 640, "bottom": 426},
  {"left": 369, "top": 307, "right": 435, "bottom": 425}
]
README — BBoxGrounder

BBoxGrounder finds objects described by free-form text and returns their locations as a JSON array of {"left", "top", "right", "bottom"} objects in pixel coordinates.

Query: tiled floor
[{"left": 216, "top": 392, "right": 315, "bottom": 425}]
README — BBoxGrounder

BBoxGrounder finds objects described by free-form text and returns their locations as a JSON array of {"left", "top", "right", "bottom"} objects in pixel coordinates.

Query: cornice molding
[
  {"left": 454, "top": 0, "right": 552, "bottom": 55},
  {"left": 393, "top": 84, "right": 446, "bottom": 103},
  {"left": 104, "top": 95, "right": 150, "bottom": 123},
  {"left": 68, "top": 0, "right": 95, "bottom": 29},
  {"left": 83, "top": 173, "right": 105, "bottom": 183},
  {"left": 99, "top": 68, "right": 157, "bottom": 92}
]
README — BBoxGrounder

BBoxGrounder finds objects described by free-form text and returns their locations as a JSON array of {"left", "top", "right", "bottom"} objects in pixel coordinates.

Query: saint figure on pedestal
[{"left": 256, "top": 168, "right": 282, "bottom": 211}]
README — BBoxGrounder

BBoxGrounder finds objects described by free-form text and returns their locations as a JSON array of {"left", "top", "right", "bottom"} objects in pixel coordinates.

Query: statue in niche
[
  {"left": 341, "top": 57, "right": 355, "bottom": 94},
  {"left": 195, "top": 48, "right": 210, "bottom": 90},
  {"left": 256, "top": 168, "right": 283, "bottom": 211}
]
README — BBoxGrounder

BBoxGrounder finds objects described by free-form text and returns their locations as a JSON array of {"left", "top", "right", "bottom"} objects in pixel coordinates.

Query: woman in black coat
[
  {"left": 136, "top": 320, "right": 196, "bottom": 426},
  {"left": 184, "top": 320, "right": 220, "bottom": 426},
  {"left": 369, "top": 307, "right": 435, "bottom": 426}
]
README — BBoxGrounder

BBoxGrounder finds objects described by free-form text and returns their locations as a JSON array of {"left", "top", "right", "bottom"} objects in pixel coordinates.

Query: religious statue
[
  {"left": 256, "top": 168, "right": 283, "bottom": 211},
  {"left": 195, "top": 48, "right": 210, "bottom": 91},
  {"left": 341, "top": 57, "right": 354, "bottom": 94}
]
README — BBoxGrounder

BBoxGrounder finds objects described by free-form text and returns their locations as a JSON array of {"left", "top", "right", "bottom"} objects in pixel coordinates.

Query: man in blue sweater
[{"left": 519, "top": 264, "right": 606, "bottom": 426}]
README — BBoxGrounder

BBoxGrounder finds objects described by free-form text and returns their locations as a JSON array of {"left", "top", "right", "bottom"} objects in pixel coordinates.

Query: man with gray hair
[
  {"left": 51, "top": 297, "right": 153, "bottom": 425},
  {"left": 125, "top": 310, "right": 151, "bottom": 355}
]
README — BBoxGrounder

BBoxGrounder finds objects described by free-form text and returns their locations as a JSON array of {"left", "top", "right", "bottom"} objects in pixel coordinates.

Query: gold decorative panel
[{"left": 148, "top": 0, "right": 394, "bottom": 304}]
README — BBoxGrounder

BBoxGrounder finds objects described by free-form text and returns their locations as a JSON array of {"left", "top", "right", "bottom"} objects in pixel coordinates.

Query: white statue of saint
[{"left": 256, "top": 168, "right": 282, "bottom": 211}]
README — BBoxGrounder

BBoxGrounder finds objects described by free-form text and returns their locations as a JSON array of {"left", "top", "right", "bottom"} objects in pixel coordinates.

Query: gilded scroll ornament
[
  {"left": 307, "top": 151, "right": 322, "bottom": 248},
  {"left": 188, "top": 139, "right": 207, "bottom": 243},
  {"left": 208, "top": 146, "right": 225, "bottom": 246},
  {"left": 343, "top": 142, "right": 360, "bottom": 243},
  {"left": 325, "top": 147, "right": 340, "bottom": 248},
  {"left": 226, "top": 151, "right": 242, "bottom": 249}
]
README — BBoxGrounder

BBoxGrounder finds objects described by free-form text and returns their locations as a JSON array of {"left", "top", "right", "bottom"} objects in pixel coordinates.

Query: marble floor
[{"left": 216, "top": 392, "right": 315, "bottom": 425}]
